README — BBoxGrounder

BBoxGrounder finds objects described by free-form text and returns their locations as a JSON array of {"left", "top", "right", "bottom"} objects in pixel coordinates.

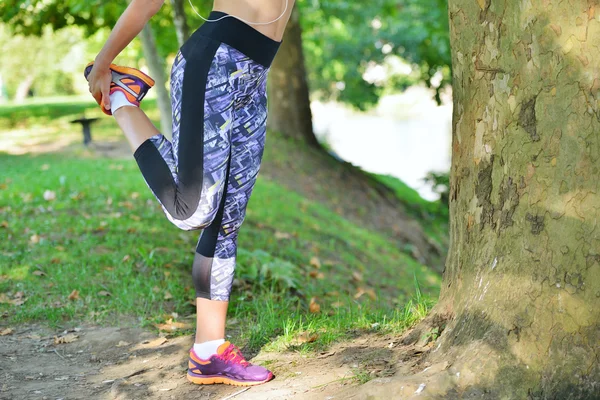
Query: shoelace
[{"left": 221, "top": 344, "right": 250, "bottom": 367}]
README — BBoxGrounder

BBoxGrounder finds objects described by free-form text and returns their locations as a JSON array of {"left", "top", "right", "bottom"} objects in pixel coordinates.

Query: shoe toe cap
[{"left": 247, "top": 365, "right": 273, "bottom": 381}]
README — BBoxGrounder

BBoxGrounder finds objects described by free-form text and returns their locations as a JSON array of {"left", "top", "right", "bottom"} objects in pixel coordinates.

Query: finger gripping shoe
[
  {"left": 187, "top": 341, "right": 274, "bottom": 386},
  {"left": 84, "top": 62, "right": 155, "bottom": 116}
]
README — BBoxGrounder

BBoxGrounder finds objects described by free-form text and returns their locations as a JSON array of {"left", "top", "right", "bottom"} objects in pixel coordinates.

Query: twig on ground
[
  {"left": 53, "top": 349, "right": 67, "bottom": 362},
  {"left": 221, "top": 387, "right": 251, "bottom": 400}
]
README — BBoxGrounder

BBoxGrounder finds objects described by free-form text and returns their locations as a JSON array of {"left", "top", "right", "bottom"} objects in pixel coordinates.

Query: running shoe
[
  {"left": 84, "top": 62, "right": 155, "bottom": 116},
  {"left": 187, "top": 341, "right": 274, "bottom": 386}
]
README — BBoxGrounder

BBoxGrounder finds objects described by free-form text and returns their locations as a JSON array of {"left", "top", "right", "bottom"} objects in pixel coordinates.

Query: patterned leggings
[{"left": 133, "top": 13, "right": 281, "bottom": 301}]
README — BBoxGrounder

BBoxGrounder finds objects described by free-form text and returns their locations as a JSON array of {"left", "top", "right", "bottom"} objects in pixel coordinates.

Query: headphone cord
[{"left": 187, "top": 0, "right": 289, "bottom": 26}]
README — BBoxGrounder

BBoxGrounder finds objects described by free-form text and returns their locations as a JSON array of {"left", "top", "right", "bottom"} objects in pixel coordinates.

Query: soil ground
[{"left": 0, "top": 324, "right": 432, "bottom": 400}]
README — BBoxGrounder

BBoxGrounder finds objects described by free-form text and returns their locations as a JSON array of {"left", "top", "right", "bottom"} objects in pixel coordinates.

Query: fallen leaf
[
  {"left": 97, "top": 291, "right": 112, "bottom": 297},
  {"left": 106, "top": 197, "right": 113, "bottom": 206},
  {"left": 365, "top": 288, "right": 377, "bottom": 300},
  {"left": 32, "top": 270, "right": 46, "bottom": 277},
  {"left": 131, "top": 192, "right": 140, "bottom": 200},
  {"left": 119, "top": 201, "right": 134, "bottom": 210},
  {"left": 317, "top": 272, "right": 325, "bottom": 279},
  {"left": 0, "top": 328, "right": 14, "bottom": 336},
  {"left": 68, "top": 290, "right": 80, "bottom": 301},
  {"left": 274, "top": 231, "right": 291, "bottom": 240},
  {"left": 56, "top": 246, "right": 66, "bottom": 252},
  {"left": 354, "top": 288, "right": 366, "bottom": 299},
  {"left": 164, "top": 271, "right": 171, "bottom": 277},
  {"left": 30, "top": 234, "right": 40, "bottom": 244},
  {"left": 309, "top": 297, "right": 321, "bottom": 313},
  {"left": 164, "top": 291, "right": 173, "bottom": 300},
  {"left": 0, "top": 221, "right": 8, "bottom": 228},
  {"left": 127, "top": 228, "right": 136, "bottom": 233},
  {"left": 122, "top": 255, "right": 130, "bottom": 262},
  {"left": 154, "top": 321, "right": 192, "bottom": 332},
  {"left": 1, "top": 293, "right": 12, "bottom": 304},
  {"left": 310, "top": 257, "right": 321, "bottom": 269},
  {"left": 41, "top": 164, "right": 50, "bottom": 171},
  {"left": 116, "top": 341, "right": 131, "bottom": 347},
  {"left": 152, "top": 286, "right": 160, "bottom": 293},
  {"left": 43, "top": 190, "right": 56, "bottom": 201},
  {"left": 140, "top": 338, "right": 167, "bottom": 349},
  {"left": 54, "top": 333, "right": 79, "bottom": 344},
  {"left": 296, "top": 331, "right": 319, "bottom": 343},
  {"left": 352, "top": 272, "right": 363, "bottom": 282},
  {"left": 309, "top": 270, "right": 319, "bottom": 278}
]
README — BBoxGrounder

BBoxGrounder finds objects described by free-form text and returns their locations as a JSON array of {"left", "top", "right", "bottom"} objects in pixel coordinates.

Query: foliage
[
  {"left": 299, "top": 0, "right": 451, "bottom": 109},
  {"left": 2, "top": 0, "right": 451, "bottom": 109},
  {"left": 422, "top": 170, "right": 449, "bottom": 208}
]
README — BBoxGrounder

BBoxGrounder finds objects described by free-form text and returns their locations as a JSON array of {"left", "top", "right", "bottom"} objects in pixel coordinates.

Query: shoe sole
[
  {"left": 187, "top": 372, "right": 273, "bottom": 386},
  {"left": 85, "top": 62, "right": 156, "bottom": 88}
]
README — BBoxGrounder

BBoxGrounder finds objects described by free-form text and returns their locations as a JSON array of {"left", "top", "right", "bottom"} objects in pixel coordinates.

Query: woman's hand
[{"left": 87, "top": 63, "right": 113, "bottom": 112}]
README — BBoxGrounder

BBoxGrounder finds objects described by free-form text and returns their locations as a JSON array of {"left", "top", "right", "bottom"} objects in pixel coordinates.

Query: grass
[{"left": 0, "top": 97, "right": 443, "bottom": 355}]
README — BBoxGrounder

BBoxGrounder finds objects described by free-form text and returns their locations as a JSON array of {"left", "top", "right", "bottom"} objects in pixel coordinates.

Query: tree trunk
[
  {"left": 267, "top": 6, "right": 319, "bottom": 147},
  {"left": 340, "top": 2, "right": 600, "bottom": 399},
  {"left": 171, "top": 0, "right": 190, "bottom": 47},
  {"left": 139, "top": 23, "right": 172, "bottom": 137},
  {"left": 14, "top": 75, "right": 35, "bottom": 103}
]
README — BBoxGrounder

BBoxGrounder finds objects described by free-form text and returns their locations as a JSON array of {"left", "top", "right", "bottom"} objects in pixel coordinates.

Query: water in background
[{"left": 312, "top": 85, "right": 453, "bottom": 202}]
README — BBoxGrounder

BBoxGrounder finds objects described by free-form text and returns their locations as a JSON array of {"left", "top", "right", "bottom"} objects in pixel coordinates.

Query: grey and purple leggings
[{"left": 133, "top": 12, "right": 281, "bottom": 301}]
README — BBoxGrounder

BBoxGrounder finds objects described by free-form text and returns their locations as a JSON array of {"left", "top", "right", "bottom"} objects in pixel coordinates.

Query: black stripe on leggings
[{"left": 133, "top": 38, "right": 221, "bottom": 221}]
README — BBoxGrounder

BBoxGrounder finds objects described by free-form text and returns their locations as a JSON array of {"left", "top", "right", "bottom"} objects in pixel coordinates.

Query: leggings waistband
[{"left": 194, "top": 11, "right": 282, "bottom": 68}]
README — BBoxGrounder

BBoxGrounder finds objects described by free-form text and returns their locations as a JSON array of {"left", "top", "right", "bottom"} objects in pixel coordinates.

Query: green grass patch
[{"left": 0, "top": 152, "right": 439, "bottom": 351}]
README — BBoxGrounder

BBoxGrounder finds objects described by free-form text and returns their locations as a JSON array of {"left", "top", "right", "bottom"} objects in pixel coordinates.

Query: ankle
[{"left": 193, "top": 338, "right": 225, "bottom": 359}]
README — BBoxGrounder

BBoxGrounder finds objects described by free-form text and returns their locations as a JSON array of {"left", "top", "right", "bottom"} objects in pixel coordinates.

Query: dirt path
[{"left": 0, "top": 324, "right": 421, "bottom": 400}]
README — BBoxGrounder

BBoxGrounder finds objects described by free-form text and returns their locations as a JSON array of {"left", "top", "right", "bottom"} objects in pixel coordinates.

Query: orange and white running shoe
[{"left": 84, "top": 62, "right": 155, "bottom": 116}]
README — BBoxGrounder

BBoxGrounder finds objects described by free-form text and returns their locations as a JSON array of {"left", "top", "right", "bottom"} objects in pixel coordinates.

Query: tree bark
[
  {"left": 14, "top": 75, "right": 35, "bottom": 103},
  {"left": 267, "top": 6, "right": 319, "bottom": 147},
  {"left": 139, "top": 23, "right": 172, "bottom": 137},
  {"left": 171, "top": 0, "right": 190, "bottom": 47},
  {"left": 339, "top": 2, "right": 600, "bottom": 399}
]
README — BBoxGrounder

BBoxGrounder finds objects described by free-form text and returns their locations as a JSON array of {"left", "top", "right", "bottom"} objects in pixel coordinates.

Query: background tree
[
  {"left": 171, "top": 0, "right": 191, "bottom": 47},
  {"left": 267, "top": 5, "right": 318, "bottom": 147},
  {"left": 340, "top": 1, "right": 600, "bottom": 398}
]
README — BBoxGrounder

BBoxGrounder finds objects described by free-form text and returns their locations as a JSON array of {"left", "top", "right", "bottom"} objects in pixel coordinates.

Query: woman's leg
[
  {"left": 192, "top": 62, "right": 270, "bottom": 338},
  {"left": 114, "top": 43, "right": 235, "bottom": 231}
]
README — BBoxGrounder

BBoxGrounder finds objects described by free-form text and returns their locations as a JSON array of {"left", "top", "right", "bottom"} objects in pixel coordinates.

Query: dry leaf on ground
[
  {"left": 30, "top": 234, "right": 40, "bottom": 244},
  {"left": 138, "top": 337, "right": 168, "bottom": 349},
  {"left": 33, "top": 270, "right": 46, "bottom": 277},
  {"left": 0, "top": 328, "right": 14, "bottom": 336},
  {"left": 68, "top": 290, "right": 80, "bottom": 301},
  {"left": 164, "top": 291, "right": 173, "bottom": 300},
  {"left": 54, "top": 333, "right": 79, "bottom": 344},
  {"left": 97, "top": 291, "right": 112, "bottom": 297},
  {"left": 309, "top": 297, "right": 321, "bottom": 313},
  {"left": 43, "top": 190, "right": 56, "bottom": 201},
  {"left": 155, "top": 320, "right": 192, "bottom": 332},
  {"left": 295, "top": 331, "right": 319, "bottom": 344},
  {"left": 352, "top": 271, "right": 363, "bottom": 282},
  {"left": 274, "top": 231, "right": 292, "bottom": 240},
  {"left": 310, "top": 257, "right": 321, "bottom": 269}
]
